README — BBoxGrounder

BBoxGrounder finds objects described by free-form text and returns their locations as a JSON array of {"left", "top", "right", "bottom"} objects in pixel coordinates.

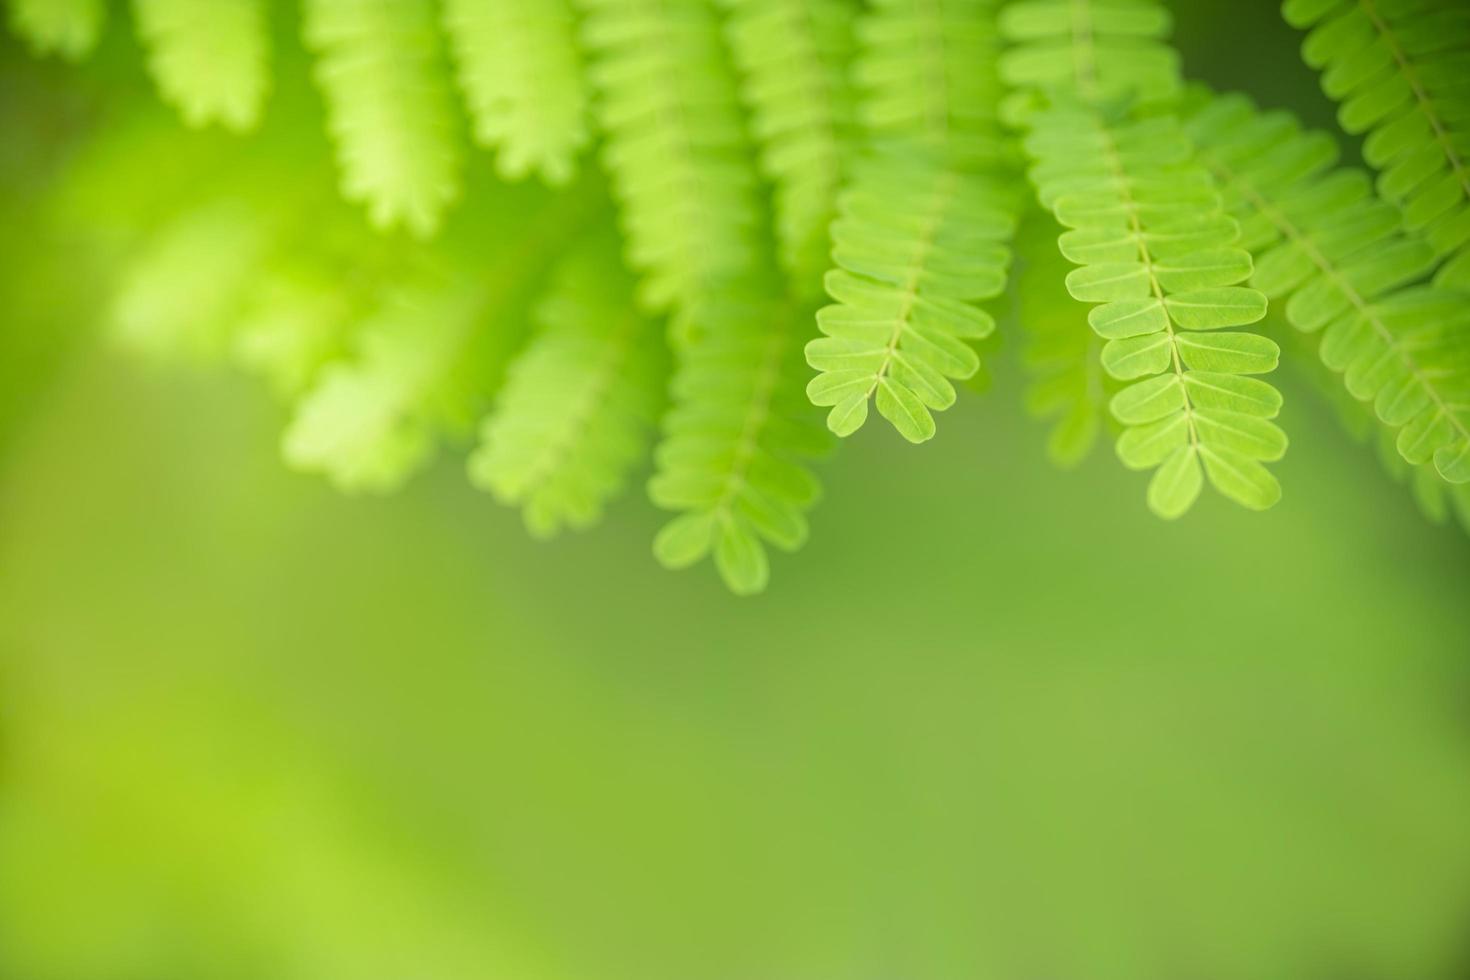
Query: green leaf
[
  {"left": 1175, "top": 332, "right": 1280, "bottom": 374},
  {"left": 133, "top": 0, "right": 270, "bottom": 131},
  {"left": 876, "top": 377, "right": 936, "bottom": 444},
  {"left": 442, "top": 0, "right": 588, "bottom": 185},
  {"left": 1164, "top": 287, "right": 1268, "bottom": 329},
  {"left": 1436, "top": 442, "right": 1470, "bottom": 484},
  {"left": 1110, "top": 375, "right": 1184, "bottom": 425},
  {"left": 1089, "top": 298, "right": 1169, "bottom": 339},
  {"left": 1066, "top": 262, "right": 1150, "bottom": 302},
  {"left": 1201, "top": 445, "right": 1283, "bottom": 510},
  {"left": 8, "top": 0, "right": 105, "bottom": 59},
  {"left": 1152, "top": 249, "right": 1254, "bottom": 290},
  {"left": 1148, "top": 446, "right": 1203, "bottom": 519},
  {"left": 1193, "top": 409, "right": 1289, "bottom": 461},
  {"left": 1101, "top": 332, "right": 1172, "bottom": 381},
  {"left": 1116, "top": 412, "right": 1189, "bottom": 470},
  {"left": 304, "top": 0, "right": 463, "bottom": 236},
  {"left": 714, "top": 518, "right": 770, "bottom": 596},
  {"left": 1182, "top": 372, "right": 1283, "bottom": 418},
  {"left": 653, "top": 512, "right": 717, "bottom": 569}
]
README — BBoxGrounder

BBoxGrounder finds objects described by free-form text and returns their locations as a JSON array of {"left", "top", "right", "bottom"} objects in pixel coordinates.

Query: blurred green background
[{"left": 2, "top": 4, "right": 1470, "bottom": 979}]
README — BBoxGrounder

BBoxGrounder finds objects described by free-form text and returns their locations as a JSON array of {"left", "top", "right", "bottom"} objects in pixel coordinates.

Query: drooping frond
[
  {"left": 233, "top": 268, "right": 368, "bottom": 398},
  {"left": 87, "top": 108, "right": 404, "bottom": 396},
  {"left": 1187, "top": 92, "right": 1470, "bottom": 484},
  {"left": 855, "top": 0, "right": 1005, "bottom": 157},
  {"left": 1016, "top": 213, "right": 1112, "bottom": 467},
  {"left": 282, "top": 185, "right": 597, "bottom": 492},
  {"left": 997, "top": 0, "right": 1180, "bottom": 112},
  {"left": 1275, "top": 320, "right": 1468, "bottom": 534},
  {"left": 1366, "top": 398, "right": 1470, "bottom": 534},
  {"left": 302, "top": 0, "right": 463, "bottom": 237},
  {"left": 469, "top": 234, "right": 666, "bottom": 538},
  {"left": 1025, "top": 107, "right": 1286, "bottom": 516},
  {"left": 231, "top": 212, "right": 403, "bottom": 398},
  {"left": 722, "top": 0, "right": 856, "bottom": 294},
  {"left": 575, "top": 0, "right": 763, "bottom": 314},
  {"left": 281, "top": 268, "right": 487, "bottom": 490},
  {"left": 808, "top": 0, "right": 1017, "bottom": 442},
  {"left": 1283, "top": 0, "right": 1470, "bottom": 286},
  {"left": 111, "top": 199, "right": 277, "bottom": 360},
  {"left": 5, "top": 0, "right": 105, "bottom": 59},
  {"left": 99, "top": 120, "right": 395, "bottom": 375},
  {"left": 650, "top": 287, "right": 831, "bottom": 595},
  {"left": 806, "top": 146, "right": 1016, "bottom": 443},
  {"left": 441, "top": 0, "right": 589, "bottom": 186},
  {"left": 130, "top": 0, "right": 271, "bottom": 131}
]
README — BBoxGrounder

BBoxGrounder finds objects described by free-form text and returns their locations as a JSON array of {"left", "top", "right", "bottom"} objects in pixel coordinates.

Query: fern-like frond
[
  {"left": 1283, "top": 0, "right": 1470, "bottom": 286},
  {"left": 806, "top": 146, "right": 1016, "bottom": 442},
  {"left": 1275, "top": 318, "right": 1468, "bottom": 534},
  {"left": 282, "top": 270, "right": 483, "bottom": 490},
  {"left": 1016, "top": 213, "right": 1112, "bottom": 467},
  {"left": 231, "top": 213, "right": 403, "bottom": 398},
  {"left": 723, "top": 0, "right": 856, "bottom": 293},
  {"left": 441, "top": 0, "right": 589, "bottom": 186},
  {"left": 233, "top": 268, "right": 365, "bottom": 397},
  {"left": 1187, "top": 92, "right": 1470, "bottom": 484},
  {"left": 469, "top": 235, "right": 666, "bottom": 538},
  {"left": 997, "top": 0, "right": 1180, "bottom": 112},
  {"left": 1368, "top": 399, "right": 1470, "bottom": 534},
  {"left": 131, "top": 0, "right": 271, "bottom": 131},
  {"left": 575, "top": 0, "right": 763, "bottom": 314},
  {"left": 282, "top": 185, "right": 597, "bottom": 492},
  {"left": 1026, "top": 107, "right": 1286, "bottom": 516},
  {"left": 303, "top": 0, "right": 463, "bottom": 237},
  {"left": 809, "top": 0, "right": 1017, "bottom": 442},
  {"left": 650, "top": 287, "right": 831, "bottom": 595},
  {"left": 855, "top": 0, "right": 1005, "bottom": 158},
  {"left": 5, "top": 0, "right": 105, "bottom": 59}
]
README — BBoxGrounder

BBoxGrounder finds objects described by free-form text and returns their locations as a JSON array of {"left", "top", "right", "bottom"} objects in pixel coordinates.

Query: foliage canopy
[{"left": 6, "top": 0, "right": 1470, "bottom": 592}]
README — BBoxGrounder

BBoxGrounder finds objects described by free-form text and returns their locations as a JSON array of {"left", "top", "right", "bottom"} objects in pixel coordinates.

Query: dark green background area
[{"left": 2, "top": 3, "right": 1469, "bottom": 979}]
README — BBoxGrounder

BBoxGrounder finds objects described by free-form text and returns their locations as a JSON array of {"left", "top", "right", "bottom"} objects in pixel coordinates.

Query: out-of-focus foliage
[{"left": 3, "top": 343, "right": 1470, "bottom": 980}]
